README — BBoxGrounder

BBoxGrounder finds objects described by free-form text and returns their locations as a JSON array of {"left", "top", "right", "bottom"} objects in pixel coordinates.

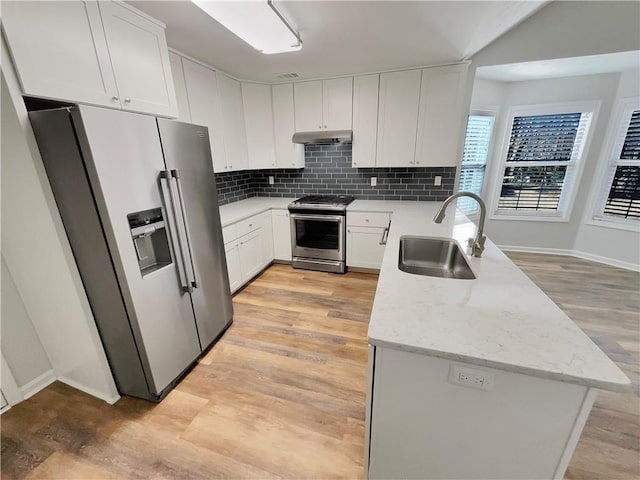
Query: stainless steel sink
[{"left": 398, "top": 236, "right": 476, "bottom": 279}]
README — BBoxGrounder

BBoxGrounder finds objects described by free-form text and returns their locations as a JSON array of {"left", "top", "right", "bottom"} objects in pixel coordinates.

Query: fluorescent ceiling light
[{"left": 192, "top": 0, "right": 302, "bottom": 54}]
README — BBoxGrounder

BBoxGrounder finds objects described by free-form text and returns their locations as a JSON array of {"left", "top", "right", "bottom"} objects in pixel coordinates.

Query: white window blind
[
  {"left": 595, "top": 102, "right": 640, "bottom": 222},
  {"left": 495, "top": 106, "right": 594, "bottom": 218},
  {"left": 459, "top": 114, "right": 494, "bottom": 212}
]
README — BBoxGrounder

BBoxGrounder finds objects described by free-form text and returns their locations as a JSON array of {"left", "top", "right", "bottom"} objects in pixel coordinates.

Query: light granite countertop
[{"left": 219, "top": 197, "right": 630, "bottom": 391}]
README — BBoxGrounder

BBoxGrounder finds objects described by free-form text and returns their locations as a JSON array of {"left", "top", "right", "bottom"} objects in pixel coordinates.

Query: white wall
[
  {"left": 1, "top": 51, "right": 120, "bottom": 404},
  {"left": 1, "top": 257, "right": 52, "bottom": 388}
]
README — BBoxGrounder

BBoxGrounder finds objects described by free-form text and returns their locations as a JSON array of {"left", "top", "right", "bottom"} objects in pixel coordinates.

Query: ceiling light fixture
[{"left": 192, "top": 0, "right": 302, "bottom": 55}]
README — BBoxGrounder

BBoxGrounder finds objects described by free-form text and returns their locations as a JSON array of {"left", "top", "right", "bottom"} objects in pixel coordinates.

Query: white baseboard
[
  {"left": 499, "top": 245, "right": 640, "bottom": 272},
  {"left": 58, "top": 376, "right": 120, "bottom": 405},
  {"left": 18, "top": 369, "right": 56, "bottom": 400}
]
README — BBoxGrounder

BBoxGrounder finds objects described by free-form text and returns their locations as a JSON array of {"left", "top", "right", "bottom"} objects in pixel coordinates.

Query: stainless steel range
[{"left": 288, "top": 195, "right": 355, "bottom": 273}]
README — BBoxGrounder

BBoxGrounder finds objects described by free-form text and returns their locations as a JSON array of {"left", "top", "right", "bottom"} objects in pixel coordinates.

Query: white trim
[
  {"left": 1, "top": 352, "right": 23, "bottom": 406},
  {"left": 585, "top": 217, "right": 640, "bottom": 233},
  {"left": 499, "top": 245, "right": 640, "bottom": 272},
  {"left": 58, "top": 376, "right": 121, "bottom": 405},
  {"left": 18, "top": 369, "right": 56, "bottom": 400},
  {"left": 489, "top": 100, "right": 601, "bottom": 222}
]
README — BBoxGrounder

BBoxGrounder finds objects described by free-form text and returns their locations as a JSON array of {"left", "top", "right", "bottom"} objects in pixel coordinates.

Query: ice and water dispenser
[{"left": 127, "top": 208, "right": 172, "bottom": 276}]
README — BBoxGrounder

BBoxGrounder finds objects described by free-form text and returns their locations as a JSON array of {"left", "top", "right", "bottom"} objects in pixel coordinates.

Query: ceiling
[
  {"left": 128, "top": 0, "right": 547, "bottom": 82},
  {"left": 476, "top": 50, "right": 640, "bottom": 82}
]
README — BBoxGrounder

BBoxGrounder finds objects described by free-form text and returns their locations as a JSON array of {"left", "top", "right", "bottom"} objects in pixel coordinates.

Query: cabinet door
[
  {"left": 238, "top": 230, "right": 263, "bottom": 281},
  {"left": 347, "top": 226, "right": 386, "bottom": 269},
  {"left": 218, "top": 73, "right": 249, "bottom": 172},
  {"left": 352, "top": 74, "right": 379, "bottom": 168},
  {"left": 2, "top": 1, "right": 119, "bottom": 107},
  {"left": 323, "top": 77, "right": 353, "bottom": 130},
  {"left": 272, "top": 84, "right": 305, "bottom": 169},
  {"left": 294, "top": 81, "right": 323, "bottom": 132},
  {"left": 261, "top": 212, "right": 275, "bottom": 264},
  {"left": 182, "top": 58, "right": 227, "bottom": 173},
  {"left": 98, "top": 1, "right": 177, "bottom": 118},
  {"left": 415, "top": 64, "right": 469, "bottom": 167},
  {"left": 376, "top": 70, "right": 422, "bottom": 167},
  {"left": 224, "top": 242, "right": 243, "bottom": 293},
  {"left": 169, "top": 53, "right": 191, "bottom": 122},
  {"left": 242, "top": 83, "right": 276, "bottom": 169},
  {"left": 272, "top": 209, "right": 292, "bottom": 261}
]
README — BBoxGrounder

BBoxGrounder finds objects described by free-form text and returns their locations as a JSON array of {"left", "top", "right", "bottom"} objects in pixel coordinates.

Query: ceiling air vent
[{"left": 275, "top": 72, "right": 299, "bottom": 79}]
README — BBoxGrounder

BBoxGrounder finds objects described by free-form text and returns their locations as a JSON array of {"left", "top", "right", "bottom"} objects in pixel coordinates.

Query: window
[
  {"left": 492, "top": 102, "right": 597, "bottom": 220},
  {"left": 459, "top": 114, "right": 495, "bottom": 212},
  {"left": 593, "top": 100, "right": 640, "bottom": 224}
]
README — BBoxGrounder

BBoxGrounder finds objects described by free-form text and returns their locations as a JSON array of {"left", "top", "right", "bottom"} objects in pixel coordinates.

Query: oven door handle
[{"left": 289, "top": 213, "right": 344, "bottom": 222}]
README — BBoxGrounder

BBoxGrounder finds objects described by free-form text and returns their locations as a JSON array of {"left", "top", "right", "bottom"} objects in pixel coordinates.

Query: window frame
[
  {"left": 458, "top": 108, "right": 498, "bottom": 214},
  {"left": 586, "top": 96, "right": 640, "bottom": 232},
  {"left": 489, "top": 100, "right": 600, "bottom": 222}
]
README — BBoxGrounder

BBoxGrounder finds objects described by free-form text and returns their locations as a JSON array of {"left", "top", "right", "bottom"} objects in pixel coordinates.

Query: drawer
[
  {"left": 347, "top": 211, "right": 391, "bottom": 228},
  {"left": 222, "top": 223, "right": 237, "bottom": 245},
  {"left": 236, "top": 214, "right": 262, "bottom": 237}
]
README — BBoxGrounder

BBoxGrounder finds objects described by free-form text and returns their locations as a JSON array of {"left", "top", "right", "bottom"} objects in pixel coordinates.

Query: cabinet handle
[
  {"left": 416, "top": 161, "right": 421, "bottom": 165},
  {"left": 124, "top": 97, "right": 131, "bottom": 103},
  {"left": 292, "top": 162, "right": 295, "bottom": 166},
  {"left": 111, "top": 95, "right": 119, "bottom": 102},
  {"left": 366, "top": 219, "right": 370, "bottom": 223},
  {"left": 318, "top": 125, "right": 322, "bottom": 129},
  {"left": 347, "top": 229, "right": 351, "bottom": 233},
  {"left": 249, "top": 223, "right": 253, "bottom": 228},
  {"left": 380, "top": 225, "right": 390, "bottom": 245},
  {"left": 323, "top": 125, "right": 327, "bottom": 129}
]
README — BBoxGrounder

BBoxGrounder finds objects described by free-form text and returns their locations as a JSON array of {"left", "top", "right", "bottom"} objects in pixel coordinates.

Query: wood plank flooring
[{"left": 2, "top": 256, "right": 639, "bottom": 479}]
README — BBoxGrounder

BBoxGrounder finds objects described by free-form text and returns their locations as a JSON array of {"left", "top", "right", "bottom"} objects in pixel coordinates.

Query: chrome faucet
[{"left": 433, "top": 192, "right": 487, "bottom": 257}]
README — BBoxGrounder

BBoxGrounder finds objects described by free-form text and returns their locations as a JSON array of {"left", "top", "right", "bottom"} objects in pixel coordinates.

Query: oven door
[{"left": 290, "top": 213, "right": 345, "bottom": 262}]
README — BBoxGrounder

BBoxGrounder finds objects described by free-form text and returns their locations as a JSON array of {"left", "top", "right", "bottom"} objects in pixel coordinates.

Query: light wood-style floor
[{"left": 1, "top": 255, "right": 639, "bottom": 479}]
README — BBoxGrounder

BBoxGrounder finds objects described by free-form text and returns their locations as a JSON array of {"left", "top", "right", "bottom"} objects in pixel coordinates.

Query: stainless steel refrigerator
[{"left": 29, "top": 105, "right": 233, "bottom": 401}]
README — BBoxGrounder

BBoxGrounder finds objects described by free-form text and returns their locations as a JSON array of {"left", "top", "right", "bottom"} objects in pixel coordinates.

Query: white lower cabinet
[
  {"left": 347, "top": 227, "right": 387, "bottom": 269},
  {"left": 224, "top": 242, "right": 242, "bottom": 293},
  {"left": 346, "top": 211, "right": 391, "bottom": 269},
  {"left": 272, "top": 209, "right": 292, "bottom": 261},
  {"left": 238, "top": 230, "right": 263, "bottom": 281},
  {"left": 261, "top": 212, "right": 275, "bottom": 264}
]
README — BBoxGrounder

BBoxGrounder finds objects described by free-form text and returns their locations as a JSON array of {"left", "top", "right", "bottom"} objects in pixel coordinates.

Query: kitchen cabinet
[
  {"left": 224, "top": 242, "right": 242, "bottom": 293},
  {"left": 272, "top": 84, "right": 305, "bottom": 169},
  {"left": 272, "top": 209, "right": 292, "bottom": 261},
  {"left": 294, "top": 78, "right": 353, "bottom": 132},
  {"left": 238, "top": 230, "right": 263, "bottom": 281},
  {"left": 352, "top": 74, "right": 380, "bottom": 168},
  {"left": 181, "top": 58, "right": 227, "bottom": 173},
  {"left": 2, "top": 1, "right": 178, "bottom": 117},
  {"left": 346, "top": 212, "right": 390, "bottom": 269},
  {"left": 414, "top": 64, "right": 469, "bottom": 167},
  {"left": 98, "top": 1, "right": 177, "bottom": 117},
  {"left": 376, "top": 69, "right": 422, "bottom": 167},
  {"left": 260, "top": 212, "right": 275, "bottom": 264},
  {"left": 242, "top": 83, "right": 277, "bottom": 169},
  {"left": 169, "top": 53, "right": 191, "bottom": 122},
  {"left": 2, "top": 1, "right": 119, "bottom": 108},
  {"left": 217, "top": 73, "right": 249, "bottom": 172}
]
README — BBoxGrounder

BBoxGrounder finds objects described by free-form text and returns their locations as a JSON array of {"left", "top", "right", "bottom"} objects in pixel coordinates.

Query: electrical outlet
[
  {"left": 268, "top": 176, "right": 274, "bottom": 185},
  {"left": 434, "top": 175, "right": 442, "bottom": 186},
  {"left": 371, "top": 177, "right": 377, "bottom": 187},
  {"left": 448, "top": 365, "right": 495, "bottom": 391}
]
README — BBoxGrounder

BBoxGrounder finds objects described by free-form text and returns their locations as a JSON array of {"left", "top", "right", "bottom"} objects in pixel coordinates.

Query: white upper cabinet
[
  {"left": 217, "top": 73, "right": 249, "bottom": 172},
  {"left": 2, "top": 0, "right": 177, "bottom": 118},
  {"left": 272, "top": 83, "right": 305, "bottom": 169},
  {"left": 323, "top": 77, "right": 353, "bottom": 130},
  {"left": 2, "top": 1, "right": 119, "bottom": 108},
  {"left": 181, "top": 58, "right": 227, "bottom": 173},
  {"left": 294, "top": 78, "right": 353, "bottom": 132},
  {"left": 294, "top": 81, "right": 324, "bottom": 131},
  {"left": 168, "top": 53, "right": 191, "bottom": 123},
  {"left": 415, "top": 64, "right": 469, "bottom": 167},
  {"left": 98, "top": 1, "right": 177, "bottom": 117},
  {"left": 242, "top": 83, "right": 276, "bottom": 169},
  {"left": 352, "top": 74, "right": 380, "bottom": 168},
  {"left": 376, "top": 70, "right": 422, "bottom": 167}
]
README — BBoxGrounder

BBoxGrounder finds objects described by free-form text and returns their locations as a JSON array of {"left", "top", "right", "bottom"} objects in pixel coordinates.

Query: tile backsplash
[{"left": 216, "top": 143, "right": 456, "bottom": 206}]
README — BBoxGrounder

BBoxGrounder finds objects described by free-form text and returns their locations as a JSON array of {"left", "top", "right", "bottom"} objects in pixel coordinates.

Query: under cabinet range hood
[{"left": 292, "top": 130, "right": 352, "bottom": 145}]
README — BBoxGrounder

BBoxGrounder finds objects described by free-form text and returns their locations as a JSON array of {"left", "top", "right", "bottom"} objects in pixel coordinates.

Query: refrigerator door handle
[
  {"left": 159, "top": 170, "right": 193, "bottom": 294},
  {"left": 171, "top": 169, "right": 199, "bottom": 289}
]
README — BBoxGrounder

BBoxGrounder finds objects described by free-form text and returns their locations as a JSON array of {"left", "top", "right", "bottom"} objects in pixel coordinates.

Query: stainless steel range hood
[{"left": 292, "top": 130, "right": 352, "bottom": 145}]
